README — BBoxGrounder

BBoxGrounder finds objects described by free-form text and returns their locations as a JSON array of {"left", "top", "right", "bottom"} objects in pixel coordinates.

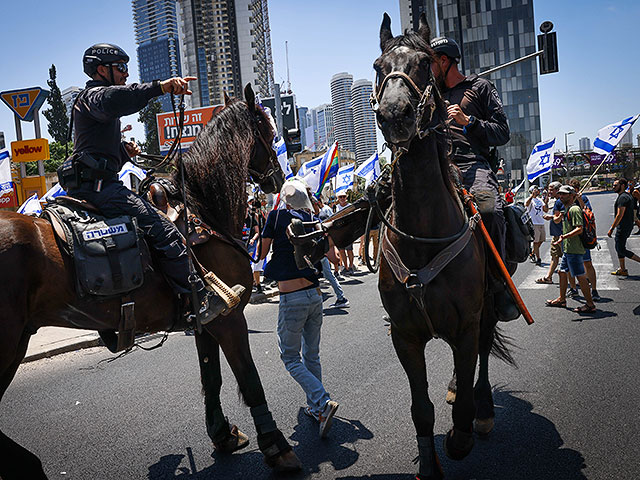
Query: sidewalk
[{"left": 22, "top": 285, "right": 280, "bottom": 364}]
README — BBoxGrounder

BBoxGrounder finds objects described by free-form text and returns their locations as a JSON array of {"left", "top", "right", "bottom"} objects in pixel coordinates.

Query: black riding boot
[{"left": 489, "top": 275, "right": 520, "bottom": 322}]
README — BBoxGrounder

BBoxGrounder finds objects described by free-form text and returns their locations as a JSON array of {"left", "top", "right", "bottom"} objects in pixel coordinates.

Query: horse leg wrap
[
  {"left": 251, "top": 404, "right": 290, "bottom": 458},
  {"left": 416, "top": 436, "right": 437, "bottom": 477},
  {"left": 203, "top": 271, "right": 242, "bottom": 310}
]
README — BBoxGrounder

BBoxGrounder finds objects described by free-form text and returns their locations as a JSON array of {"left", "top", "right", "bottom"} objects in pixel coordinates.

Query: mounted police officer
[
  {"left": 429, "top": 37, "right": 518, "bottom": 321},
  {"left": 59, "top": 43, "right": 239, "bottom": 324}
]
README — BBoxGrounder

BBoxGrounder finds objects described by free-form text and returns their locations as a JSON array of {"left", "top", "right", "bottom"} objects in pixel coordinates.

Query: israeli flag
[
  {"left": 118, "top": 161, "right": 147, "bottom": 190},
  {"left": 42, "top": 182, "right": 66, "bottom": 201},
  {"left": 17, "top": 193, "right": 42, "bottom": 216},
  {"left": 526, "top": 138, "right": 556, "bottom": 181},
  {"left": 593, "top": 114, "right": 639, "bottom": 155},
  {"left": 0, "top": 149, "right": 13, "bottom": 195},
  {"left": 335, "top": 164, "right": 355, "bottom": 194},
  {"left": 296, "top": 155, "right": 323, "bottom": 194},
  {"left": 355, "top": 152, "right": 381, "bottom": 187},
  {"left": 274, "top": 138, "right": 293, "bottom": 179}
]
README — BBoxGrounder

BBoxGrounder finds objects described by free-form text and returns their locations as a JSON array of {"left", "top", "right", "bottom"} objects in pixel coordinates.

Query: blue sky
[{"left": 1, "top": 0, "right": 638, "bottom": 156}]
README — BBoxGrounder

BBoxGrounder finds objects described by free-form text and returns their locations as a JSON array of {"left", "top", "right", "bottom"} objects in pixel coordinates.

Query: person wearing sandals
[
  {"left": 537, "top": 182, "right": 563, "bottom": 285},
  {"left": 608, "top": 178, "right": 640, "bottom": 276},
  {"left": 545, "top": 185, "right": 596, "bottom": 313}
]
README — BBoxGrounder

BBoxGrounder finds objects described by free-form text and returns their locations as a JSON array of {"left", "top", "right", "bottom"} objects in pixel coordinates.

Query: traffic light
[
  {"left": 537, "top": 21, "right": 558, "bottom": 75},
  {"left": 284, "top": 128, "right": 302, "bottom": 155}
]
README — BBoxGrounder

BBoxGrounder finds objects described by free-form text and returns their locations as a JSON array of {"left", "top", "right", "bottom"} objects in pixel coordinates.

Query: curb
[{"left": 22, "top": 332, "right": 171, "bottom": 364}]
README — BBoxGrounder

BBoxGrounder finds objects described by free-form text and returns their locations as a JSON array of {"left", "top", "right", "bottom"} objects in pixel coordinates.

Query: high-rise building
[
  {"left": 61, "top": 86, "right": 83, "bottom": 119},
  {"left": 351, "top": 79, "right": 377, "bottom": 164},
  {"left": 312, "top": 104, "right": 334, "bottom": 149},
  {"left": 133, "top": 0, "right": 182, "bottom": 112},
  {"left": 176, "top": 0, "right": 274, "bottom": 108},
  {"left": 330, "top": 73, "right": 356, "bottom": 154},
  {"left": 399, "top": 0, "right": 437, "bottom": 34},
  {"left": 578, "top": 137, "right": 591, "bottom": 152},
  {"left": 621, "top": 127, "right": 634, "bottom": 147},
  {"left": 437, "top": 0, "right": 541, "bottom": 181}
]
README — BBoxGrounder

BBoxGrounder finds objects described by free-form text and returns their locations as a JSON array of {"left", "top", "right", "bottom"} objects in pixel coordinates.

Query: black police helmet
[
  {"left": 430, "top": 37, "right": 461, "bottom": 62},
  {"left": 83, "top": 43, "right": 130, "bottom": 76}
]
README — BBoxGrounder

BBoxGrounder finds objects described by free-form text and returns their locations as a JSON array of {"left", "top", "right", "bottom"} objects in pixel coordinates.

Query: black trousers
[{"left": 70, "top": 181, "right": 202, "bottom": 294}]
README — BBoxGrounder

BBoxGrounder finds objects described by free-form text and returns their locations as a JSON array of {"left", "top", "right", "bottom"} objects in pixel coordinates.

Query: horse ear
[
  {"left": 417, "top": 13, "right": 431, "bottom": 42},
  {"left": 244, "top": 84, "right": 256, "bottom": 111},
  {"left": 223, "top": 91, "right": 231, "bottom": 106},
  {"left": 380, "top": 12, "right": 393, "bottom": 51}
]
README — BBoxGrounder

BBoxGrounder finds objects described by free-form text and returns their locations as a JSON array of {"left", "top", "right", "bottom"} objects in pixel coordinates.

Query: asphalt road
[{"left": 2, "top": 192, "right": 640, "bottom": 480}]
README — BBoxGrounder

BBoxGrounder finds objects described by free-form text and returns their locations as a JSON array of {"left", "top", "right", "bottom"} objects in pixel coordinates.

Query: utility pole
[
  {"left": 274, "top": 83, "right": 283, "bottom": 138},
  {"left": 285, "top": 41, "right": 291, "bottom": 93}
]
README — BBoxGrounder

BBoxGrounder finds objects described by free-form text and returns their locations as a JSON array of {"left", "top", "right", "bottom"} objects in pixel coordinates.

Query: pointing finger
[{"left": 183, "top": 76, "right": 197, "bottom": 82}]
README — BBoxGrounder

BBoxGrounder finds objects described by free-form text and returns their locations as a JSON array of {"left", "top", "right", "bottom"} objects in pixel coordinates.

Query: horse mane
[
  {"left": 383, "top": 31, "right": 432, "bottom": 55},
  {"left": 173, "top": 99, "right": 255, "bottom": 234}
]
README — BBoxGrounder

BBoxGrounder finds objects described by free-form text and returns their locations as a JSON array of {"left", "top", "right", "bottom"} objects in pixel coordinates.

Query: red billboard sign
[
  {"left": 156, "top": 105, "right": 224, "bottom": 154},
  {"left": 0, "top": 185, "right": 18, "bottom": 208}
]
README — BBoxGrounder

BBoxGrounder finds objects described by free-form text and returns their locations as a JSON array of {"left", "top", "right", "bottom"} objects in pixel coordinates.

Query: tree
[
  {"left": 138, "top": 98, "right": 162, "bottom": 155},
  {"left": 42, "top": 65, "right": 69, "bottom": 143}
]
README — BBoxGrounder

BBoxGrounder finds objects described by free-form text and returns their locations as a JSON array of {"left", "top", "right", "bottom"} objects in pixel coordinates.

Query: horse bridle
[
  {"left": 247, "top": 116, "right": 280, "bottom": 185},
  {"left": 370, "top": 68, "right": 443, "bottom": 141}
]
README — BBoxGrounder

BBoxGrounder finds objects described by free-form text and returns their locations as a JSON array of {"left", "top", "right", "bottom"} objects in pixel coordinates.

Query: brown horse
[
  {"left": 304, "top": 15, "right": 514, "bottom": 479},
  {"left": 0, "top": 84, "right": 301, "bottom": 479}
]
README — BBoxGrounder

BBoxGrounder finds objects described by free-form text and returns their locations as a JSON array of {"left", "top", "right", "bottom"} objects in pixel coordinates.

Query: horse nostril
[{"left": 403, "top": 104, "right": 414, "bottom": 120}]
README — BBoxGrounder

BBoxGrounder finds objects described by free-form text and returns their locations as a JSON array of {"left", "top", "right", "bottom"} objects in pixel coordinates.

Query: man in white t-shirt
[
  {"left": 525, "top": 185, "right": 546, "bottom": 266},
  {"left": 335, "top": 192, "right": 355, "bottom": 274}
]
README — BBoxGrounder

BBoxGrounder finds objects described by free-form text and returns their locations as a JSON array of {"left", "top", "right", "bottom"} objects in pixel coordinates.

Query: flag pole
[{"left": 577, "top": 151, "right": 613, "bottom": 196}]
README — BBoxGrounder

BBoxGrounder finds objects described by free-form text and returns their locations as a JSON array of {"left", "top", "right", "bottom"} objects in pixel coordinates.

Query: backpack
[
  {"left": 565, "top": 206, "right": 597, "bottom": 250},
  {"left": 579, "top": 207, "right": 598, "bottom": 250}
]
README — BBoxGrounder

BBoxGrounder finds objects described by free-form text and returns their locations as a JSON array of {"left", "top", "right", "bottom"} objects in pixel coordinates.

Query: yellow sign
[{"left": 11, "top": 138, "right": 50, "bottom": 162}]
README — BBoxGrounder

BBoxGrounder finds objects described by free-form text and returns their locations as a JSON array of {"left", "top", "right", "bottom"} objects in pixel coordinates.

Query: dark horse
[
  {"left": 316, "top": 15, "right": 515, "bottom": 479},
  {"left": 0, "top": 84, "right": 301, "bottom": 479}
]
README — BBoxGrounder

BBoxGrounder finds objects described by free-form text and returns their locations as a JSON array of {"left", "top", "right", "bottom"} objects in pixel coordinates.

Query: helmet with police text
[
  {"left": 83, "top": 43, "right": 130, "bottom": 76},
  {"left": 430, "top": 37, "right": 461, "bottom": 63}
]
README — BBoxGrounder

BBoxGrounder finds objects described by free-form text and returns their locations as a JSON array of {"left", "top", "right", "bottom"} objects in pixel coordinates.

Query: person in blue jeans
[{"left": 258, "top": 179, "right": 339, "bottom": 438}]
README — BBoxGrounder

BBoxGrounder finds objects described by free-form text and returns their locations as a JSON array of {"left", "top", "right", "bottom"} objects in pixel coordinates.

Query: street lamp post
[
  {"left": 564, "top": 131, "right": 575, "bottom": 182},
  {"left": 564, "top": 131, "right": 574, "bottom": 153}
]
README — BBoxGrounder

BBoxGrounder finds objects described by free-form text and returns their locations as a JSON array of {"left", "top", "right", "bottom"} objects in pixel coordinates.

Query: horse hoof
[
  {"left": 213, "top": 425, "right": 249, "bottom": 453},
  {"left": 266, "top": 449, "right": 302, "bottom": 472},
  {"left": 474, "top": 417, "right": 494, "bottom": 436},
  {"left": 445, "top": 389, "right": 456, "bottom": 405},
  {"left": 443, "top": 428, "right": 474, "bottom": 461}
]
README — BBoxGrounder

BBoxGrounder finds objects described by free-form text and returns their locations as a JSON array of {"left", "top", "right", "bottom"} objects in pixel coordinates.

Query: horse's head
[
  {"left": 372, "top": 13, "right": 445, "bottom": 148},
  {"left": 242, "top": 84, "right": 285, "bottom": 194}
]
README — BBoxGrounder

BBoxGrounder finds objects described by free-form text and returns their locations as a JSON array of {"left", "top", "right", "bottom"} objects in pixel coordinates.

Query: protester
[
  {"left": 335, "top": 192, "right": 356, "bottom": 274},
  {"left": 504, "top": 187, "right": 515, "bottom": 204},
  {"left": 608, "top": 178, "right": 640, "bottom": 275},
  {"left": 246, "top": 198, "right": 266, "bottom": 293},
  {"left": 315, "top": 196, "right": 350, "bottom": 308},
  {"left": 545, "top": 185, "right": 596, "bottom": 313},
  {"left": 525, "top": 185, "right": 545, "bottom": 265},
  {"left": 569, "top": 178, "right": 599, "bottom": 301},
  {"left": 537, "top": 181, "right": 563, "bottom": 284},
  {"left": 258, "top": 179, "right": 339, "bottom": 437}
]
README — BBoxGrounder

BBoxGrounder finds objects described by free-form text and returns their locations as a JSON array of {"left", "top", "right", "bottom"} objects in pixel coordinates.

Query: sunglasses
[{"left": 105, "top": 63, "right": 128, "bottom": 73}]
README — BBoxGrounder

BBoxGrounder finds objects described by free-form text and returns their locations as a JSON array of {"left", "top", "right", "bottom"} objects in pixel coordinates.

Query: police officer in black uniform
[
  {"left": 61, "top": 43, "right": 238, "bottom": 324},
  {"left": 430, "top": 37, "right": 518, "bottom": 321}
]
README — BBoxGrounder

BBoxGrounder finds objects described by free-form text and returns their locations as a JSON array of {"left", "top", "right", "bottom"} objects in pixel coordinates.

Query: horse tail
[{"left": 490, "top": 324, "right": 517, "bottom": 367}]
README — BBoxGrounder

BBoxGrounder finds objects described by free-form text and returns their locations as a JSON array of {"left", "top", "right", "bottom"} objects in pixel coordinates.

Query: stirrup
[{"left": 203, "top": 271, "right": 246, "bottom": 310}]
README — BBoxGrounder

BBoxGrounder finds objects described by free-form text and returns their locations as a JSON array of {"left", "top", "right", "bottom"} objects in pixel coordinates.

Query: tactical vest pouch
[
  {"left": 57, "top": 154, "right": 82, "bottom": 191},
  {"left": 504, "top": 201, "right": 534, "bottom": 264},
  {"left": 70, "top": 215, "right": 144, "bottom": 296}
]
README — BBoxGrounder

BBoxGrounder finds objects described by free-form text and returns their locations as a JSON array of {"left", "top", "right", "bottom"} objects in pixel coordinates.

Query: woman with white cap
[{"left": 256, "top": 179, "right": 339, "bottom": 438}]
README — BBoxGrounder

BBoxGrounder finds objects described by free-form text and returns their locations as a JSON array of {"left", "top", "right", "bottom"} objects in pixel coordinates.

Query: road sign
[
  {"left": 10, "top": 138, "right": 50, "bottom": 162},
  {"left": 156, "top": 105, "right": 224, "bottom": 154},
  {"left": 262, "top": 95, "right": 297, "bottom": 131},
  {"left": 0, "top": 87, "right": 50, "bottom": 122}
]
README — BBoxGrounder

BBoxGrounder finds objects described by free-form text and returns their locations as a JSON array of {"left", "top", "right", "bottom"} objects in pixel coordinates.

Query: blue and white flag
[
  {"left": 274, "top": 137, "right": 293, "bottom": 179},
  {"left": 526, "top": 138, "right": 556, "bottom": 181},
  {"left": 42, "top": 182, "right": 66, "bottom": 201},
  {"left": 17, "top": 193, "right": 42, "bottom": 216},
  {"left": 296, "top": 155, "right": 323, "bottom": 194},
  {"left": 593, "top": 114, "right": 639, "bottom": 155},
  {"left": 118, "top": 161, "right": 147, "bottom": 190},
  {"left": 335, "top": 164, "right": 354, "bottom": 194},
  {"left": 0, "top": 149, "right": 13, "bottom": 195},
  {"left": 355, "top": 152, "right": 381, "bottom": 187}
]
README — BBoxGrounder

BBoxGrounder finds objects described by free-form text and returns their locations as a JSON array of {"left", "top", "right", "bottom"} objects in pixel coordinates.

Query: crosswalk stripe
[{"left": 518, "top": 237, "right": 620, "bottom": 291}]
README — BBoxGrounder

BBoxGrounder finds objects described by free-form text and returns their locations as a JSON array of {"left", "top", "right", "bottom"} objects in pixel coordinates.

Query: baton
[{"left": 462, "top": 189, "right": 534, "bottom": 325}]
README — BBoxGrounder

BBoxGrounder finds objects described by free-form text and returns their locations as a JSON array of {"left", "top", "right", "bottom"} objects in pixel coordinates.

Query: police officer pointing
[
  {"left": 430, "top": 37, "right": 518, "bottom": 321},
  {"left": 61, "top": 43, "right": 240, "bottom": 324}
]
